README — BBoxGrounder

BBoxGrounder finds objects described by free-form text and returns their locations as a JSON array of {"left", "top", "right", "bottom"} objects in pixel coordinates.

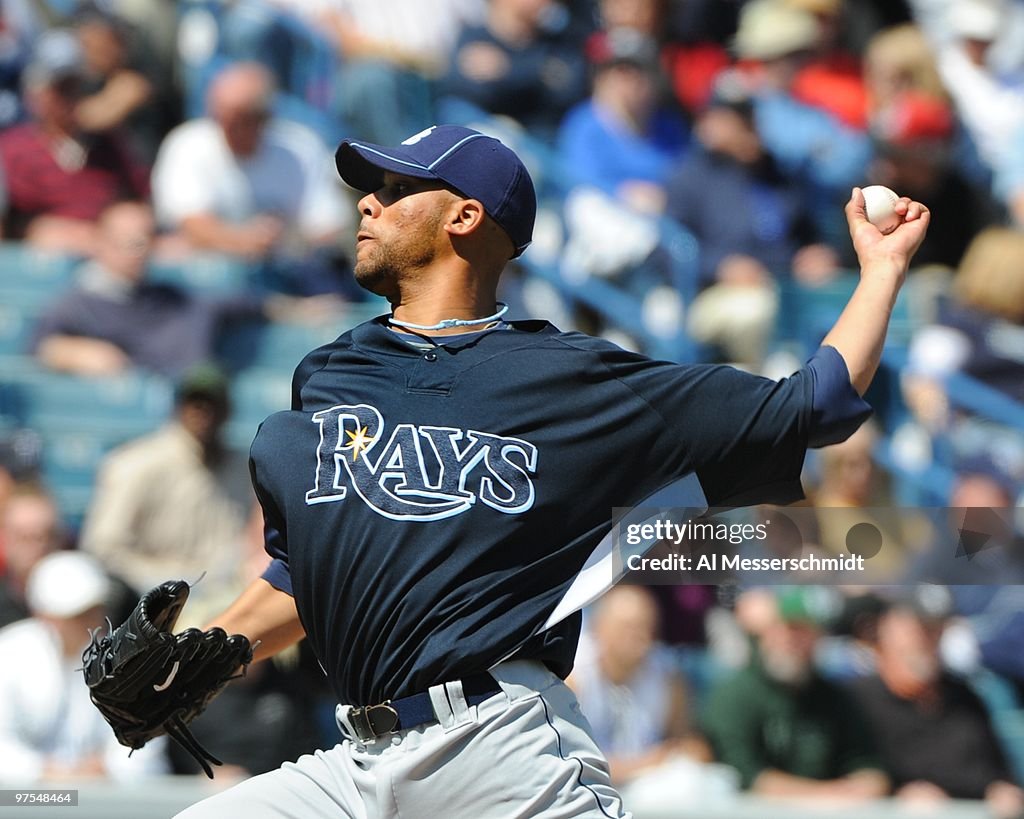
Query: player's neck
[{"left": 390, "top": 287, "right": 503, "bottom": 336}]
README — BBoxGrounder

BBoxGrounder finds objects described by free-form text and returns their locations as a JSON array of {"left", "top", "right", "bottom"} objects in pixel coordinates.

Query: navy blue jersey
[{"left": 250, "top": 318, "right": 818, "bottom": 705}]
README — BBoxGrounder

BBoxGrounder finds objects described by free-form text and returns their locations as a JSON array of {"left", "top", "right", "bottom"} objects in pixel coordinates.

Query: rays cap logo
[{"left": 335, "top": 125, "right": 536, "bottom": 257}]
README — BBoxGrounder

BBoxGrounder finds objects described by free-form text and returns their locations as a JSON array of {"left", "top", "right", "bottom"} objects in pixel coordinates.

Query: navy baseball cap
[{"left": 335, "top": 125, "right": 536, "bottom": 257}]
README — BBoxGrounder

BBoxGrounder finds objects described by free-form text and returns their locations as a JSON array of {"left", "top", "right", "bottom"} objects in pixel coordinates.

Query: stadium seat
[
  {"left": 777, "top": 275, "right": 916, "bottom": 356},
  {"left": 9, "top": 368, "right": 174, "bottom": 523},
  {"left": 945, "top": 372, "right": 1024, "bottom": 432},
  {"left": 38, "top": 423, "right": 131, "bottom": 526},
  {"left": 217, "top": 320, "right": 339, "bottom": 373},
  {"left": 0, "top": 298, "right": 44, "bottom": 357},
  {"left": 1, "top": 368, "right": 174, "bottom": 523},
  {"left": 147, "top": 256, "right": 257, "bottom": 296},
  {"left": 216, "top": 303, "right": 385, "bottom": 373},
  {"left": 0, "top": 242, "right": 78, "bottom": 291},
  {"left": 3, "top": 368, "right": 173, "bottom": 429},
  {"left": 224, "top": 368, "right": 293, "bottom": 451},
  {"left": 970, "top": 670, "right": 1024, "bottom": 784},
  {"left": 0, "top": 246, "right": 77, "bottom": 356}
]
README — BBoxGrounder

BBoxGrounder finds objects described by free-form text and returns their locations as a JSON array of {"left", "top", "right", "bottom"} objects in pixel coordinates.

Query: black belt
[{"left": 345, "top": 673, "right": 501, "bottom": 743}]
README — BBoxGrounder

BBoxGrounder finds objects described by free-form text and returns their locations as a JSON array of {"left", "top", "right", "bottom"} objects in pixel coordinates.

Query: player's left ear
[{"left": 444, "top": 199, "right": 487, "bottom": 241}]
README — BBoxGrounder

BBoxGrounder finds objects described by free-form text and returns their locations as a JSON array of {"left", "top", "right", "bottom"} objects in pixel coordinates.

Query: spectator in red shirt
[
  {"left": 0, "top": 29, "right": 148, "bottom": 257},
  {"left": 788, "top": 0, "right": 868, "bottom": 130}
]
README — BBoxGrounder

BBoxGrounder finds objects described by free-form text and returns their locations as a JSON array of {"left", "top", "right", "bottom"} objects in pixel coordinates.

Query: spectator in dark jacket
[
  {"left": 441, "top": 0, "right": 589, "bottom": 140},
  {"left": 31, "top": 201, "right": 336, "bottom": 379},
  {"left": 665, "top": 74, "right": 839, "bottom": 365},
  {"left": 849, "top": 601, "right": 1024, "bottom": 817}
]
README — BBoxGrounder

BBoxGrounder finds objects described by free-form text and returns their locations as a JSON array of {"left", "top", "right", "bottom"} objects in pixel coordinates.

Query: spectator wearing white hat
[{"left": 0, "top": 551, "right": 168, "bottom": 783}]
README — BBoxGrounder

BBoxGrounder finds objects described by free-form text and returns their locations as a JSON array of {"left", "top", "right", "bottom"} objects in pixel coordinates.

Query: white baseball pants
[{"left": 175, "top": 660, "right": 630, "bottom": 818}]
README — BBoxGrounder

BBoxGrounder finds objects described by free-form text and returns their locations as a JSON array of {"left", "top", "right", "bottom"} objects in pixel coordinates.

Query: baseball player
[{"left": 175, "top": 125, "right": 929, "bottom": 818}]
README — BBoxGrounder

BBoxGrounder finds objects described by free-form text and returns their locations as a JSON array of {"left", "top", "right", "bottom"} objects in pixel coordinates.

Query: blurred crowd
[
  {"left": 0, "top": 0, "right": 1023, "bottom": 812},
  {"left": 569, "top": 582, "right": 1024, "bottom": 818}
]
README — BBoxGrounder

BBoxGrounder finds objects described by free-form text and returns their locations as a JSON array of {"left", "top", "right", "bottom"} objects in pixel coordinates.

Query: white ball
[{"left": 861, "top": 185, "right": 901, "bottom": 234}]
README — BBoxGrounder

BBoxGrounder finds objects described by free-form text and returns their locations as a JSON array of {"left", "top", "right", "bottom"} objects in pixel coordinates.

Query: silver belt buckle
[{"left": 348, "top": 702, "right": 400, "bottom": 742}]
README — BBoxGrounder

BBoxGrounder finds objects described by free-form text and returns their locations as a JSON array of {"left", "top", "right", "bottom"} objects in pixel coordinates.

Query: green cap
[
  {"left": 776, "top": 586, "right": 840, "bottom": 627},
  {"left": 175, "top": 362, "right": 230, "bottom": 406}
]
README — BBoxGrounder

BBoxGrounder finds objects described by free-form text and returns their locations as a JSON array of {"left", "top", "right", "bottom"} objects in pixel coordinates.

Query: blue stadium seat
[
  {"left": 217, "top": 320, "right": 341, "bottom": 373},
  {"left": 0, "top": 243, "right": 78, "bottom": 291},
  {"left": 970, "top": 670, "right": 1024, "bottom": 784},
  {"left": 3, "top": 368, "right": 173, "bottom": 431},
  {"left": 673, "top": 645, "right": 728, "bottom": 711},
  {"left": 876, "top": 345, "right": 1024, "bottom": 503},
  {"left": 273, "top": 91, "right": 348, "bottom": 148},
  {"left": 945, "top": 372, "right": 1024, "bottom": 433},
  {"left": 217, "top": 304, "right": 386, "bottom": 446},
  {"left": 0, "top": 247, "right": 76, "bottom": 356},
  {"left": 147, "top": 256, "right": 257, "bottom": 296},
  {"left": 0, "top": 367, "right": 175, "bottom": 524},
  {"left": 224, "top": 368, "right": 293, "bottom": 450},
  {"left": 38, "top": 423, "right": 132, "bottom": 526},
  {"left": 0, "top": 297, "right": 44, "bottom": 356},
  {"left": 777, "top": 275, "right": 916, "bottom": 356},
  {"left": 217, "top": 303, "right": 385, "bottom": 373}
]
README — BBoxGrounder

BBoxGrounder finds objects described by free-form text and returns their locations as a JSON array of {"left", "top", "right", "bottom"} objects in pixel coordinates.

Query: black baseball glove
[{"left": 81, "top": 579, "right": 253, "bottom": 778}]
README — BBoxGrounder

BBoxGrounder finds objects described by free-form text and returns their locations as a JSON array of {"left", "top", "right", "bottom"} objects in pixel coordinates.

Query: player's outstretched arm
[
  {"left": 822, "top": 188, "right": 930, "bottom": 395},
  {"left": 205, "top": 577, "right": 306, "bottom": 663}
]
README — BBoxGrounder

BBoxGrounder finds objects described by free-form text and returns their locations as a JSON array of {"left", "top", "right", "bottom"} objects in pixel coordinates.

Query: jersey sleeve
[
  {"left": 578, "top": 336, "right": 820, "bottom": 507},
  {"left": 250, "top": 425, "right": 293, "bottom": 596},
  {"left": 806, "top": 345, "right": 873, "bottom": 448}
]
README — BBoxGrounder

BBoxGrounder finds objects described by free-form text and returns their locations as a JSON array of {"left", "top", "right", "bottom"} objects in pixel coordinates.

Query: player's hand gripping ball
[{"left": 861, "top": 185, "right": 902, "bottom": 235}]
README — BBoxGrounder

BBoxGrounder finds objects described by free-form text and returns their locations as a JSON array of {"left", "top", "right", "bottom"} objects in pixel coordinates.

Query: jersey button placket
[{"left": 406, "top": 348, "right": 452, "bottom": 392}]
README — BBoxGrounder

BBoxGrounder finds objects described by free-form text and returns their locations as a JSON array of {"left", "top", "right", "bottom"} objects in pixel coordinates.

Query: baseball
[{"left": 861, "top": 185, "right": 901, "bottom": 235}]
